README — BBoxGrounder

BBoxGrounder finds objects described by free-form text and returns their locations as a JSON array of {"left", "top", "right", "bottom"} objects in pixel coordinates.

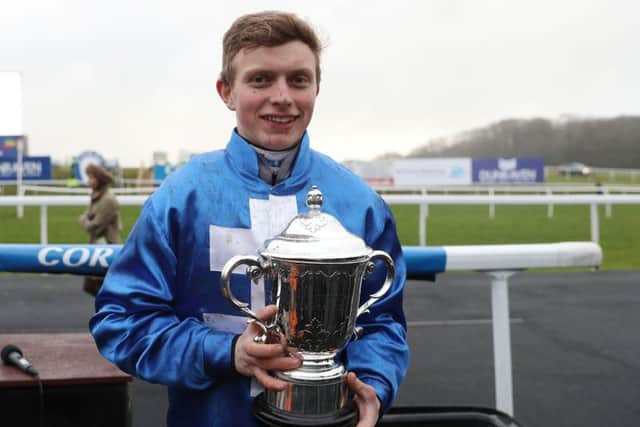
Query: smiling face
[{"left": 216, "top": 41, "right": 319, "bottom": 151}]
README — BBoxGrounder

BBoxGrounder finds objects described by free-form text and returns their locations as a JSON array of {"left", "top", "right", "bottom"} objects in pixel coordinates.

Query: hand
[
  {"left": 347, "top": 372, "right": 381, "bottom": 427},
  {"left": 234, "top": 305, "right": 302, "bottom": 390}
]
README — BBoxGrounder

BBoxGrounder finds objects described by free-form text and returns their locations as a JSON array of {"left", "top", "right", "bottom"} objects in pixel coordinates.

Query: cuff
[{"left": 202, "top": 331, "right": 237, "bottom": 378}]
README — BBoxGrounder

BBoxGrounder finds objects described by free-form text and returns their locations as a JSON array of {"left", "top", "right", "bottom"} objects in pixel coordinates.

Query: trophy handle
[
  {"left": 220, "top": 255, "right": 271, "bottom": 335},
  {"left": 356, "top": 250, "right": 395, "bottom": 318}
]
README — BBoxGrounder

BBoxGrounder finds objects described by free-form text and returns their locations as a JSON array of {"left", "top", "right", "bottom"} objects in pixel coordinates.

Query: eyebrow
[{"left": 243, "top": 67, "right": 315, "bottom": 76}]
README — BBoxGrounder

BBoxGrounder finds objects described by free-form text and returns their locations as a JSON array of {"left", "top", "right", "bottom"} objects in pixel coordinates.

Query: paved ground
[{"left": 1, "top": 270, "right": 639, "bottom": 427}]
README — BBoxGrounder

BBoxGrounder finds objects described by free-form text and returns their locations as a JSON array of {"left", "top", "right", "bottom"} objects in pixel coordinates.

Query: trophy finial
[{"left": 306, "top": 186, "right": 323, "bottom": 210}]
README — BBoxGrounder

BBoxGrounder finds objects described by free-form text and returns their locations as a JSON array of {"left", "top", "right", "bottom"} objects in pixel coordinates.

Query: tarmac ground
[{"left": 1, "top": 270, "right": 639, "bottom": 427}]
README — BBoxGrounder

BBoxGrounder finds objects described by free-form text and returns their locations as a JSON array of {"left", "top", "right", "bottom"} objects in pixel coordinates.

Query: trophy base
[{"left": 253, "top": 392, "right": 357, "bottom": 427}]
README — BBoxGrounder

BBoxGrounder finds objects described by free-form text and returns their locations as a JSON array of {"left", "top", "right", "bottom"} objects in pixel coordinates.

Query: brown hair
[
  {"left": 85, "top": 163, "right": 114, "bottom": 187},
  {"left": 220, "top": 11, "right": 322, "bottom": 86}
]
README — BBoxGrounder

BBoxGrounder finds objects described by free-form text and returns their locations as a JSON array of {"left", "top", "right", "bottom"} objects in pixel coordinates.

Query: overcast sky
[{"left": 1, "top": 0, "right": 639, "bottom": 166}]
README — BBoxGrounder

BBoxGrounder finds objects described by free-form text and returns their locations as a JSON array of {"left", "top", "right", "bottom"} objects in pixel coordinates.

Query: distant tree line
[{"left": 403, "top": 116, "right": 640, "bottom": 168}]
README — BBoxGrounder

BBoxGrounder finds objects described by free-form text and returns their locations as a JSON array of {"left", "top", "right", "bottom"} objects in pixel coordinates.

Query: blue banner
[
  {"left": 0, "top": 244, "right": 123, "bottom": 276},
  {"left": 472, "top": 158, "right": 544, "bottom": 184},
  {"left": 0, "top": 244, "right": 447, "bottom": 279},
  {"left": 0, "top": 156, "right": 52, "bottom": 180},
  {"left": 0, "top": 135, "right": 23, "bottom": 159}
]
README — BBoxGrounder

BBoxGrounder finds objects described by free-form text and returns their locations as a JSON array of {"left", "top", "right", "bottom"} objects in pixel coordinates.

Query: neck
[{"left": 251, "top": 143, "right": 300, "bottom": 186}]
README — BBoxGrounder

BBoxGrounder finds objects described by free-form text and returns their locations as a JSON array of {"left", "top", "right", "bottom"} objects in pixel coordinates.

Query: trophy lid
[{"left": 261, "top": 186, "right": 372, "bottom": 261}]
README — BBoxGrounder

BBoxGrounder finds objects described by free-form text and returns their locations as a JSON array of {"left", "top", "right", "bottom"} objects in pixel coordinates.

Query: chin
[{"left": 262, "top": 137, "right": 300, "bottom": 151}]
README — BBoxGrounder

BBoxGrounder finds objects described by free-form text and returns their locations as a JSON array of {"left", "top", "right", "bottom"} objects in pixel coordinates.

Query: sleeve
[
  {"left": 89, "top": 197, "right": 237, "bottom": 389},
  {"left": 80, "top": 197, "right": 118, "bottom": 237},
  {"left": 342, "top": 197, "right": 409, "bottom": 413}
]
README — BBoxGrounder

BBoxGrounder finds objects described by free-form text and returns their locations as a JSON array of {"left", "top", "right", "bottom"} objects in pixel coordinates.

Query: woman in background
[{"left": 79, "top": 163, "right": 122, "bottom": 296}]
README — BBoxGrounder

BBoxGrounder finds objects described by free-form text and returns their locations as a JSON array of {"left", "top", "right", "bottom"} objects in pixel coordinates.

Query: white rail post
[
  {"left": 419, "top": 189, "right": 428, "bottom": 246},
  {"left": 590, "top": 203, "right": 600, "bottom": 243},
  {"left": 488, "top": 270, "right": 516, "bottom": 416},
  {"left": 16, "top": 138, "right": 24, "bottom": 218},
  {"left": 546, "top": 187, "right": 554, "bottom": 218},
  {"left": 489, "top": 187, "right": 495, "bottom": 219},
  {"left": 17, "top": 186, "right": 25, "bottom": 219},
  {"left": 40, "top": 205, "right": 48, "bottom": 244},
  {"left": 603, "top": 187, "right": 612, "bottom": 218}
]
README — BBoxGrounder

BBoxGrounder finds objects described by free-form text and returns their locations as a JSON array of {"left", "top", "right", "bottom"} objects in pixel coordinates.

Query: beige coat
[{"left": 79, "top": 187, "right": 122, "bottom": 244}]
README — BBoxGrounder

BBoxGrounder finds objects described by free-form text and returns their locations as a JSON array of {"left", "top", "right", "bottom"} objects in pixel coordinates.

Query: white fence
[
  {"left": 382, "top": 193, "right": 640, "bottom": 245},
  {"left": 409, "top": 241, "right": 602, "bottom": 415},
  {"left": 1, "top": 194, "right": 640, "bottom": 246},
  {"left": 0, "top": 192, "right": 616, "bottom": 416}
]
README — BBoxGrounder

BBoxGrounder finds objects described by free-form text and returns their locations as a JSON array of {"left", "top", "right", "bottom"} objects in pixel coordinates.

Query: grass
[
  {"left": 391, "top": 204, "right": 639, "bottom": 270},
  {"left": 0, "top": 202, "right": 638, "bottom": 270},
  {"left": 0, "top": 206, "right": 142, "bottom": 244},
  {"left": 546, "top": 172, "right": 640, "bottom": 185}
]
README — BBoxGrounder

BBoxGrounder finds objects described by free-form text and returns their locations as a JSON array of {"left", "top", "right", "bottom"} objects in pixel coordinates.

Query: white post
[
  {"left": 590, "top": 203, "right": 599, "bottom": 243},
  {"left": 488, "top": 270, "right": 516, "bottom": 416},
  {"left": 489, "top": 187, "right": 495, "bottom": 219},
  {"left": 546, "top": 187, "right": 554, "bottom": 218},
  {"left": 603, "top": 187, "right": 612, "bottom": 218},
  {"left": 419, "top": 189, "right": 428, "bottom": 246},
  {"left": 16, "top": 138, "right": 24, "bottom": 218},
  {"left": 40, "top": 205, "right": 48, "bottom": 244}
]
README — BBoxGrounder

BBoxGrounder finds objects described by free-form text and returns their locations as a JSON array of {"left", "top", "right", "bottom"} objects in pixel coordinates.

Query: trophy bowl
[{"left": 221, "top": 186, "right": 395, "bottom": 426}]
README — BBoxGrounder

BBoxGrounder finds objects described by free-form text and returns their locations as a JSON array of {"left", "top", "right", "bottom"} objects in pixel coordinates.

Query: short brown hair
[{"left": 220, "top": 11, "right": 322, "bottom": 85}]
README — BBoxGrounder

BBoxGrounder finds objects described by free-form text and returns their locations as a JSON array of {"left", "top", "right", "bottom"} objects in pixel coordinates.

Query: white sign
[
  {"left": 392, "top": 158, "right": 472, "bottom": 186},
  {"left": 0, "top": 71, "right": 23, "bottom": 135}
]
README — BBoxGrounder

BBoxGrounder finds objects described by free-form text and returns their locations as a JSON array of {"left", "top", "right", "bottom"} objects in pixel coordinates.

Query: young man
[{"left": 90, "top": 11, "right": 408, "bottom": 427}]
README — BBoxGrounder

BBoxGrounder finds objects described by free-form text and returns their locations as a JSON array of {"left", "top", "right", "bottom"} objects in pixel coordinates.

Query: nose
[{"left": 270, "top": 78, "right": 292, "bottom": 106}]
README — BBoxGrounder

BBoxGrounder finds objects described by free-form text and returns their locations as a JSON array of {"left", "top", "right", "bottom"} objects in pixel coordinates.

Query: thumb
[{"left": 254, "top": 304, "right": 277, "bottom": 321}]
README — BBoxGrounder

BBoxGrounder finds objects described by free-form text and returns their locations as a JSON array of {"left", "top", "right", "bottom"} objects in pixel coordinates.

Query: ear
[{"left": 216, "top": 79, "right": 236, "bottom": 111}]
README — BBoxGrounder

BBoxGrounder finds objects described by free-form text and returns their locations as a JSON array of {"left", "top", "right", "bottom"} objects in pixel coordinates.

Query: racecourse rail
[
  {"left": 0, "top": 241, "right": 602, "bottom": 417},
  {"left": 2, "top": 193, "right": 639, "bottom": 246}
]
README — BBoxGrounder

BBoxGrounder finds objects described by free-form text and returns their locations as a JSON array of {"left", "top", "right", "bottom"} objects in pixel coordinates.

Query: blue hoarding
[
  {"left": 472, "top": 158, "right": 544, "bottom": 184},
  {"left": 0, "top": 156, "right": 52, "bottom": 180},
  {"left": 153, "top": 164, "right": 179, "bottom": 180}
]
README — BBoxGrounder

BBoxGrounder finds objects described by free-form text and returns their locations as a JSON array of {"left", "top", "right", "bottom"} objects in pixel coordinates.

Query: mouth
[{"left": 261, "top": 114, "right": 298, "bottom": 124}]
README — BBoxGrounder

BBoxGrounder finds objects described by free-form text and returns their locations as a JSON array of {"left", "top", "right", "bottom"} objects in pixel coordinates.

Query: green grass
[
  {"left": 0, "top": 206, "right": 142, "bottom": 244},
  {"left": 1, "top": 202, "right": 638, "bottom": 270},
  {"left": 546, "top": 172, "right": 640, "bottom": 185},
  {"left": 391, "top": 204, "right": 639, "bottom": 270}
]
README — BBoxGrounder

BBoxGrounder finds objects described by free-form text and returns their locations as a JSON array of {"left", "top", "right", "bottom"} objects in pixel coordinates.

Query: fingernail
[{"left": 289, "top": 351, "right": 303, "bottom": 360}]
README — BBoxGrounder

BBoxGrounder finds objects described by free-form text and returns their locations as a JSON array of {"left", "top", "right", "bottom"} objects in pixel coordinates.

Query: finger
[
  {"left": 347, "top": 372, "right": 366, "bottom": 395},
  {"left": 254, "top": 304, "right": 278, "bottom": 321},
  {"left": 245, "top": 341, "right": 288, "bottom": 358},
  {"left": 347, "top": 372, "right": 377, "bottom": 400},
  {"left": 253, "top": 367, "right": 288, "bottom": 391},
  {"left": 257, "top": 355, "right": 302, "bottom": 372}
]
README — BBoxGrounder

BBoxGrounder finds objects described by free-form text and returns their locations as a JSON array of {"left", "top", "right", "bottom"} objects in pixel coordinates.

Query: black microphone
[{"left": 1, "top": 344, "right": 39, "bottom": 376}]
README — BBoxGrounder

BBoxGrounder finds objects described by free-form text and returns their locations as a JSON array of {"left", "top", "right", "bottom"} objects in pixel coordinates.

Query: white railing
[
  {"left": 414, "top": 241, "right": 602, "bottom": 415},
  {"left": 0, "top": 239, "right": 603, "bottom": 417},
  {"left": 0, "top": 195, "right": 147, "bottom": 244},
  {"left": 383, "top": 193, "right": 640, "bottom": 245},
  {"left": 1, "top": 194, "right": 640, "bottom": 246},
  {"left": 20, "top": 185, "right": 157, "bottom": 195}
]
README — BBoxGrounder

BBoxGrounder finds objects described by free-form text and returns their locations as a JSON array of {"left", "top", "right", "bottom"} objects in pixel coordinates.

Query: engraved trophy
[{"left": 221, "top": 186, "right": 395, "bottom": 427}]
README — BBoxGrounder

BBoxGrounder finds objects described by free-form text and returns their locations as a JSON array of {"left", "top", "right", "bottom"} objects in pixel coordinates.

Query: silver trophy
[{"left": 221, "top": 186, "right": 394, "bottom": 426}]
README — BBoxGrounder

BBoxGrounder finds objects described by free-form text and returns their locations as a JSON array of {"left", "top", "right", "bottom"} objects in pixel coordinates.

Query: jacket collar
[{"left": 225, "top": 129, "right": 312, "bottom": 194}]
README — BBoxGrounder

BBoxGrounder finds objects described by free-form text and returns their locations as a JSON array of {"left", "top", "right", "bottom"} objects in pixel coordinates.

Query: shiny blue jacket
[{"left": 90, "top": 131, "right": 409, "bottom": 426}]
